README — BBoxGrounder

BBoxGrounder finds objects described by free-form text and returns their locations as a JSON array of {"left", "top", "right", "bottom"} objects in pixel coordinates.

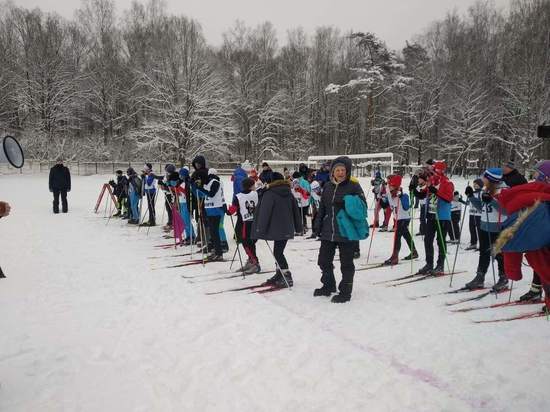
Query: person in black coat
[
  {"left": 252, "top": 172, "right": 303, "bottom": 288},
  {"left": 502, "top": 161, "right": 527, "bottom": 188},
  {"left": 109, "top": 170, "right": 129, "bottom": 217},
  {"left": 49, "top": 158, "right": 71, "bottom": 213},
  {"left": 313, "top": 156, "right": 366, "bottom": 303},
  {"left": 259, "top": 162, "right": 274, "bottom": 184}
]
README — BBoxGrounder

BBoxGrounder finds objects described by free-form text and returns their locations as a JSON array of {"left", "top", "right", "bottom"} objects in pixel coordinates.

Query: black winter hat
[
  {"left": 192, "top": 155, "right": 207, "bottom": 170},
  {"left": 242, "top": 177, "right": 255, "bottom": 191},
  {"left": 126, "top": 167, "right": 136, "bottom": 176},
  {"left": 292, "top": 171, "right": 301, "bottom": 179},
  {"left": 115, "top": 170, "right": 123, "bottom": 175},
  {"left": 272, "top": 172, "right": 284, "bottom": 181}
]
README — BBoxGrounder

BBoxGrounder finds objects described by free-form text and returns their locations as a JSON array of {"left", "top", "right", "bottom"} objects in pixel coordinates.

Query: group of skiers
[{"left": 103, "top": 154, "right": 550, "bottom": 310}]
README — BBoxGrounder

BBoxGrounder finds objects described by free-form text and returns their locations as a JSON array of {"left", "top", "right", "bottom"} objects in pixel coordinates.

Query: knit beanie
[{"left": 484, "top": 167, "right": 503, "bottom": 183}]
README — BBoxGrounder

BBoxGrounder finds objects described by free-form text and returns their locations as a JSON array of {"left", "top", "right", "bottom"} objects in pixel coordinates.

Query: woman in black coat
[
  {"left": 313, "top": 156, "right": 366, "bottom": 303},
  {"left": 252, "top": 172, "right": 303, "bottom": 287}
]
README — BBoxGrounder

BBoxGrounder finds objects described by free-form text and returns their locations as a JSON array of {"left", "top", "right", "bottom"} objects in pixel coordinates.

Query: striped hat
[{"left": 484, "top": 167, "right": 503, "bottom": 183}]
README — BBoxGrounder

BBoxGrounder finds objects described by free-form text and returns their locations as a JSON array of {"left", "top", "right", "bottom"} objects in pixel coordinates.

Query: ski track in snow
[{"left": 0, "top": 174, "right": 548, "bottom": 411}]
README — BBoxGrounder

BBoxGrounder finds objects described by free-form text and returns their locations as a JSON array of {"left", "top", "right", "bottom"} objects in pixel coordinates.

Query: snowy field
[{"left": 1, "top": 173, "right": 549, "bottom": 412}]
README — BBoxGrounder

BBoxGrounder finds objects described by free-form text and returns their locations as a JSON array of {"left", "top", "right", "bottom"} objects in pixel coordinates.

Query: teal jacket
[{"left": 336, "top": 194, "right": 369, "bottom": 241}]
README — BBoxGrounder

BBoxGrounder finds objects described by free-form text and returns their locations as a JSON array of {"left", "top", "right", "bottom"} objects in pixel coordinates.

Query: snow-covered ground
[{"left": 0, "top": 174, "right": 548, "bottom": 411}]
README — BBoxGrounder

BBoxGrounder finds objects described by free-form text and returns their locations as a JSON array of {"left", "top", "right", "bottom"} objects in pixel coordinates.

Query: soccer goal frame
[{"left": 307, "top": 153, "right": 394, "bottom": 177}]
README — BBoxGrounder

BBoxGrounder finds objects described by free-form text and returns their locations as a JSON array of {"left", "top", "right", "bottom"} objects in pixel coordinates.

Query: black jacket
[
  {"left": 49, "top": 164, "right": 71, "bottom": 191},
  {"left": 251, "top": 179, "right": 303, "bottom": 241},
  {"left": 109, "top": 175, "right": 128, "bottom": 197},
  {"left": 314, "top": 156, "right": 366, "bottom": 242},
  {"left": 503, "top": 169, "right": 527, "bottom": 188}
]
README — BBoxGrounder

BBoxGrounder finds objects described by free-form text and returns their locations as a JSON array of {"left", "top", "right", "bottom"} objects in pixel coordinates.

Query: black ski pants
[
  {"left": 318, "top": 240, "right": 355, "bottom": 297},
  {"left": 207, "top": 215, "right": 222, "bottom": 256},
  {"left": 424, "top": 214, "right": 448, "bottom": 268},
  {"left": 273, "top": 240, "right": 289, "bottom": 271},
  {"left": 53, "top": 189, "right": 68, "bottom": 213},
  {"left": 391, "top": 219, "right": 415, "bottom": 259},
  {"left": 469, "top": 215, "right": 481, "bottom": 246},
  {"left": 476, "top": 229, "right": 504, "bottom": 277}
]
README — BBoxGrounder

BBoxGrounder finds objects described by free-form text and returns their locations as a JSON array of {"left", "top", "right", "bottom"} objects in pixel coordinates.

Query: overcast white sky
[{"left": 13, "top": 0, "right": 510, "bottom": 50}]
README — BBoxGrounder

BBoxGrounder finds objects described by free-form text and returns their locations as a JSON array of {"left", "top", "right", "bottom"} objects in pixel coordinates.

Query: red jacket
[
  {"left": 495, "top": 182, "right": 550, "bottom": 285},
  {"left": 428, "top": 174, "right": 454, "bottom": 203}
]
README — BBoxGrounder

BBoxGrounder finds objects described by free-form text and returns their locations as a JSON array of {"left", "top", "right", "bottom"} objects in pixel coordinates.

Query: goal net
[
  {"left": 261, "top": 159, "right": 308, "bottom": 173},
  {"left": 307, "top": 153, "right": 395, "bottom": 177}
]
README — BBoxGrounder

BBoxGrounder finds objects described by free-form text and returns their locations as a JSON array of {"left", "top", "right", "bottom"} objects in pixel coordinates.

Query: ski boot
[
  {"left": 465, "top": 244, "right": 477, "bottom": 251},
  {"left": 331, "top": 294, "right": 351, "bottom": 303},
  {"left": 465, "top": 272, "right": 485, "bottom": 290},
  {"left": 353, "top": 251, "right": 361, "bottom": 259},
  {"left": 274, "top": 270, "right": 293, "bottom": 288},
  {"left": 244, "top": 262, "right": 261, "bottom": 275},
  {"left": 263, "top": 270, "right": 283, "bottom": 286},
  {"left": 221, "top": 241, "right": 229, "bottom": 253},
  {"left": 162, "top": 224, "right": 172, "bottom": 232},
  {"left": 313, "top": 285, "right": 336, "bottom": 297},
  {"left": 541, "top": 305, "right": 550, "bottom": 315},
  {"left": 519, "top": 286, "right": 542, "bottom": 302},
  {"left": 491, "top": 274, "right": 509, "bottom": 292},
  {"left": 127, "top": 219, "right": 139, "bottom": 224},
  {"left": 432, "top": 262, "right": 445, "bottom": 275},
  {"left": 417, "top": 264, "right": 433, "bottom": 275},
  {"left": 238, "top": 259, "right": 253, "bottom": 273},
  {"left": 383, "top": 257, "right": 398, "bottom": 266},
  {"left": 402, "top": 250, "right": 419, "bottom": 261},
  {"left": 378, "top": 225, "right": 388, "bottom": 232},
  {"left": 112, "top": 210, "right": 122, "bottom": 217},
  {"left": 206, "top": 253, "right": 224, "bottom": 262}
]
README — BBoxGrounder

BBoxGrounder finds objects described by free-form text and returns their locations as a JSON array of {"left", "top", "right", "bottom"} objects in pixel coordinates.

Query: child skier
[
  {"left": 464, "top": 178, "right": 483, "bottom": 250},
  {"left": 126, "top": 167, "right": 142, "bottom": 224},
  {"left": 229, "top": 178, "right": 261, "bottom": 274},
  {"left": 108, "top": 170, "right": 128, "bottom": 218},
  {"left": 307, "top": 180, "right": 322, "bottom": 239},
  {"left": 415, "top": 161, "right": 454, "bottom": 275},
  {"left": 448, "top": 191, "right": 465, "bottom": 244},
  {"left": 464, "top": 168, "right": 509, "bottom": 292},
  {"left": 252, "top": 172, "right": 303, "bottom": 288},
  {"left": 141, "top": 163, "right": 157, "bottom": 226},
  {"left": 382, "top": 175, "right": 418, "bottom": 265},
  {"left": 191, "top": 162, "right": 226, "bottom": 261},
  {"left": 291, "top": 171, "right": 311, "bottom": 233}
]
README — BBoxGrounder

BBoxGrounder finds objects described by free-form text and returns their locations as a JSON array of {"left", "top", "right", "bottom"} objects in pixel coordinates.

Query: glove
[
  {"left": 464, "top": 186, "right": 474, "bottom": 197},
  {"left": 481, "top": 192, "right": 492, "bottom": 203},
  {"left": 428, "top": 185, "right": 438, "bottom": 194},
  {"left": 227, "top": 204, "right": 237, "bottom": 215},
  {"left": 397, "top": 189, "right": 403, "bottom": 198}
]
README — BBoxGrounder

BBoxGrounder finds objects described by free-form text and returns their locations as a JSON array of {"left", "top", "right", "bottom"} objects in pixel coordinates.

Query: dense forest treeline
[{"left": 0, "top": 0, "right": 548, "bottom": 172}]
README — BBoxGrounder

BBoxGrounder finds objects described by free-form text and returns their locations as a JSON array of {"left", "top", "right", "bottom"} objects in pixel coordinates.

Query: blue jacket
[
  {"left": 315, "top": 170, "right": 330, "bottom": 186},
  {"left": 336, "top": 194, "right": 369, "bottom": 241},
  {"left": 232, "top": 166, "right": 248, "bottom": 203},
  {"left": 501, "top": 202, "right": 550, "bottom": 252},
  {"left": 428, "top": 195, "right": 451, "bottom": 221}
]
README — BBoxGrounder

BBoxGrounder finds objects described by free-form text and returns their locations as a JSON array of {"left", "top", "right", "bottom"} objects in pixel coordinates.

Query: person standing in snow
[
  {"left": 448, "top": 191, "right": 466, "bottom": 244},
  {"left": 191, "top": 159, "right": 226, "bottom": 261},
  {"left": 291, "top": 171, "right": 311, "bottom": 233},
  {"left": 415, "top": 161, "right": 454, "bottom": 275},
  {"left": 231, "top": 163, "right": 248, "bottom": 204},
  {"left": 108, "top": 170, "right": 128, "bottom": 218},
  {"left": 228, "top": 178, "right": 261, "bottom": 274},
  {"left": 141, "top": 163, "right": 158, "bottom": 226},
  {"left": 259, "top": 162, "right": 274, "bottom": 184},
  {"left": 252, "top": 172, "right": 303, "bottom": 288},
  {"left": 464, "top": 178, "right": 483, "bottom": 251},
  {"left": 381, "top": 174, "right": 417, "bottom": 265},
  {"left": 313, "top": 156, "right": 368, "bottom": 303},
  {"left": 494, "top": 160, "right": 550, "bottom": 314},
  {"left": 126, "top": 167, "right": 142, "bottom": 224},
  {"left": 158, "top": 164, "right": 177, "bottom": 231},
  {"left": 48, "top": 158, "right": 71, "bottom": 214},
  {"left": 463, "top": 168, "right": 509, "bottom": 292}
]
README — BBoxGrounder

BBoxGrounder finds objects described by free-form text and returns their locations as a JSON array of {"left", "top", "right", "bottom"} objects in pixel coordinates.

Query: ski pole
[
  {"left": 450, "top": 202, "right": 468, "bottom": 287},
  {"left": 366, "top": 224, "right": 377, "bottom": 264},
  {"left": 229, "top": 214, "right": 246, "bottom": 278},
  {"left": 485, "top": 207, "right": 498, "bottom": 298},
  {"left": 264, "top": 240, "right": 291, "bottom": 289},
  {"left": 409, "top": 190, "right": 415, "bottom": 275},
  {"left": 390, "top": 195, "right": 400, "bottom": 268}
]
